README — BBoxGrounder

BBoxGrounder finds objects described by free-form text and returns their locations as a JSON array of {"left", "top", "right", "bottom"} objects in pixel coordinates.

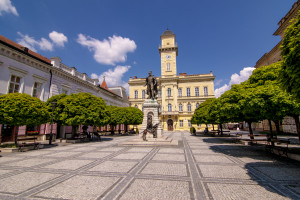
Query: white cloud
[
  {"left": 77, "top": 34, "right": 137, "bottom": 65},
  {"left": 49, "top": 31, "right": 68, "bottom": 47},
  {"left": 0, "top": 0, "right": 18, "bottom": 16},
  {"left": 17, "top": 31, "right": 67, "bottom": 52},
  {"left": 91, "top": 65, "right": 131, "bottom": 91},
  {"left": 215, "top": 67, "right": 255, "bottom": 98}
]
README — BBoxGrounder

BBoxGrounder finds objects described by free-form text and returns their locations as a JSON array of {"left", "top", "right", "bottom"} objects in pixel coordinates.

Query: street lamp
[{"left": 49, "top": 100, "right": 57, "bottom": 145}]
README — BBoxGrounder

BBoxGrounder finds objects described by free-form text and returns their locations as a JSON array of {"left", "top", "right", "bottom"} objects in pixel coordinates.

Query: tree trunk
[
  {"left": 293, "top": 115, "right": 300, "bottom": 141},
  {"left": 14, "top": 126, "right": 19, "bottom": 145},
  {"left": 274, "top": 121, "right": 281, "bottom": 137},
  {"left": 110, "top": 125, "right": 115, "bottom": 135},
  {"left": 219, "top": 123, "right": 223, "bottom": 136},
  {"left": 212, "top": 125, "right": 215, "bottom": 131},
  {"left": 248, "top": 121, "right": 254, "bottom": 139},
  {"left": 71, "top": 125, "right": 78, "bottom": 138},
  {"left": 268, "top": 119, "right": 275, "bottom": 146}
]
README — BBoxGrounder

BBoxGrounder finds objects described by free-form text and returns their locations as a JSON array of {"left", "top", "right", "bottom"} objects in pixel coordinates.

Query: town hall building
[{"left": 128, "top": 30, "right": 215, "bottom": 131}]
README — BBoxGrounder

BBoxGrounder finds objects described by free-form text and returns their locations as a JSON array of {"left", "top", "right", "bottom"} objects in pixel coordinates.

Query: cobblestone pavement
[{"left": 0, "top": 132, "right": 300, "bottom": 200}]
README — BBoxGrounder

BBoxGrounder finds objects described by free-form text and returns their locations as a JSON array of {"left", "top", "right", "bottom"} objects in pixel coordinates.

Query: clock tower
[{"left": 159, "top": 29, "right": 178, "bottom": 77}]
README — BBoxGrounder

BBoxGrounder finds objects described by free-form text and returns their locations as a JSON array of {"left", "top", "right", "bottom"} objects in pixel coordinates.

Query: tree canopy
[
  {"left": 280, "top": 12, "right": 300, "bottom": 100},
  {"left": 0, "top": 93, "right": 49, "bottom": 126}
]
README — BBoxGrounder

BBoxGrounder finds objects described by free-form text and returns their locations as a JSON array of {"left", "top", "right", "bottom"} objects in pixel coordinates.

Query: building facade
[
  {"left": 128, "top": 30, "right": 215, "bottom": 131},
  {"left": 0, "top": 35, "right": 129, "bottom": 142}
]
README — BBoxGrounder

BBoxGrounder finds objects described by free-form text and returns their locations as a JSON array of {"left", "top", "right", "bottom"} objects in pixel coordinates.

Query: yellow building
[{"left": 128, "top": 30, "right": 215, "bottom": 131}]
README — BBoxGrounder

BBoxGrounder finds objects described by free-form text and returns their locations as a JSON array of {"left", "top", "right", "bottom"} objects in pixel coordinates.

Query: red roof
[
  {"left": 0, "top": 35, "right": 51, "bottom": 64},
  {"left": 101, "top": 79, "right": 108, "bottom": 89}
]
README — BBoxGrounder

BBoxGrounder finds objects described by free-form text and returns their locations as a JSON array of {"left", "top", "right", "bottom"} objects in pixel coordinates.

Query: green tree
[
  {"left": 0, "top": 93, "right": 50, "bottom": 144},
  {"left": 280, "top": 12, "right": 300, "bottom": 100},
  {"left": 48, "top": 93, "right": 108, "bottom": 137},
  {"left": 209, "top": 98, "right": 229, "bottom": 136},
  {"left": 118, "top": 107, "right": 143, "bottom": 133},
  {"left": 191, "top": 98, "right": 215, "bottom": 128},
  {"left": 106, "top": 106, "right": 123, "bottom": 134}
]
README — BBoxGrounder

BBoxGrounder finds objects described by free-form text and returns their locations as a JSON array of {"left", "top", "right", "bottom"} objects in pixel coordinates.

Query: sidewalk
[{"left": 0, "top": 131, "right": 299, "bottom": 199}]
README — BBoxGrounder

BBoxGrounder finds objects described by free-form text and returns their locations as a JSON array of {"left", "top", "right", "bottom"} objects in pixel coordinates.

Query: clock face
[{"left": 166, "top": 55, "right": 171, "bottom": 60}]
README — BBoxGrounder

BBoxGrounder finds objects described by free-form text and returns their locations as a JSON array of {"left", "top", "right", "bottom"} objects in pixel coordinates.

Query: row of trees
[
  {"left": 0, "top": 92, "right": 143, "bottom": 144},
  {"left": 192, "top": 13, "right": 300, "bottom": 141}
]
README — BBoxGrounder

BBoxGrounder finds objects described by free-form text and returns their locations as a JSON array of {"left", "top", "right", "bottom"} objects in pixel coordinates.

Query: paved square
[
  {"left": 0, "top": 172, "right": 61, "bottom": 194},
  {"left": 89, "top": 160, "right": 138, "bottom": 173},
  {"left": 113, "top": 152, "right": 148, "bottom": 160},
  {"left": 78, "top": 152, "right": 112, "bottom": 159},
  {"left": 194, "top": 155, "right": 234, "bottom": 163},
  {"left": 198, "top": 165, "right": 251, "bottom": 179},
  {"left": 120, "top": 179, "right": 191, "bottom": 200},
  {"left": 3, "top": 158, "right": 55, "bottom": 167},
  {"left": 207, "top": 183, "right": 288, "bottom": 200},
  {"left": 141, "top": 162, "right": 188, "bottom": 176},
  {"left": 44, "top": 151, "right": 81, "bottom": 158},
  {"left": 158, "top": 148, "right": 184, "bottom": 154},
  {"left": 152, "top": 153, "right": 185, "bottom": 162},
  {"left": 35, "top": 175, "right": 119, "bottom": 200},
  {"left": 126, "top": 147, "right": 153, "bottom": 152},
  {"left": 43, "top": 159, "right": 93, "bottom": 170},
  {"left": 254, "top": 166, "right": 300, "bottom": 181}
]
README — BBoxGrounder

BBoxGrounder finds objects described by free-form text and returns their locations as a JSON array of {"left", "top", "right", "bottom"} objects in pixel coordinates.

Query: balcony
[{"left": 161, "top": 111, "right": 179, "bottom": 115}]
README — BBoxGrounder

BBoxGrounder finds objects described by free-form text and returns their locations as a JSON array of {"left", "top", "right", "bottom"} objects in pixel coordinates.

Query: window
[
  {"left": 32, "top": 82, "right": 42, "bottom": 98},
  {"left": 187, "top": 103, "right": 191, "bottom": 112},
  {"left": 26, "top": 125, "right": 39, "bottom": 136},
  {"left": 179, "top": 120, "right": 183, "bottom": 127},
  {"left": 135, "top": 90, "right": 138, "bottom": 99},
  {"left": 188, "top": 120, "right": 191, "bottom": 127},
  {"left": 158, "top": 90, "right": 161, "bottom": 97},
  {"left": 166, "top": 63, "right": 170, "bottom": 71},
  {"left": 168, "top": 104, "right": 172, "bottom": 111},
  {"left": 196, "top": 103, "right": 200, "bottom": 108},
  {"left": 204, "top": 86, "right": 208, "bottom": 96},
  {"left": 187, "top": 88, "right": 190, "bottom": 97},
  {"left": 167, "top": 88, "right": 171, "bottom": 97},
  {"left": 135, "top": 105, "right": 138, "bottom": 108},
  {"left": 195, "top": 87, "right": 199, "bottom": 96},
  {"left": 178, "top": 88, "right": 182, "bottom": 97},
  {"left": 179, "top": 103, "right": 183, "bottom": 112},
  {"left": 142, "top": 90, "right": 145, "bottom": 99},
  {"left": 8, "top": 75, "right": 21, "bottom": 93}
]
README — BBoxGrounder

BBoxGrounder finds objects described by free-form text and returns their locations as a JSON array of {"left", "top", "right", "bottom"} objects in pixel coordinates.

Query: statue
[
  {"left": 145, "top": 71, "right": 158, "bottom": 99},
  {"left": 142, "top": 113, "right": 159, "bottom": 141}
]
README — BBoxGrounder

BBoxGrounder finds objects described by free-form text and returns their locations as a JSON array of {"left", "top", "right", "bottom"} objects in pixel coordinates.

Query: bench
[
  {"left": 266, "top": 139, "right": 290, "bottom": 157},
  {"left": 235, "top": 133, "right": 243, "bottom": 143},
  {"left": 17, "top": 137, "right": 40, "bottom": 152}
]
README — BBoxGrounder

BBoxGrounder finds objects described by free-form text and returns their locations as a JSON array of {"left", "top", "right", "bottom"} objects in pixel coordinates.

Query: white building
[{"left": 0, "top": 35, "right": 129, "bottom": 142}]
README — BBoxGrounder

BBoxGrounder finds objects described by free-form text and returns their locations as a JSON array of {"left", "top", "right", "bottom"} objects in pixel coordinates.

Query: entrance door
[
  {"left": 167, "top": 119, "right": 173, "bottom": 131},
  {"left": 1, "top": 125, "right": 15, "bottom": 142}
]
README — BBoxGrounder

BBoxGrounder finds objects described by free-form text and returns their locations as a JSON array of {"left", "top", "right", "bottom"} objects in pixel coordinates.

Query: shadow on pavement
[{"left": 201, "top": 137, "right": 300, "bottom": 199}]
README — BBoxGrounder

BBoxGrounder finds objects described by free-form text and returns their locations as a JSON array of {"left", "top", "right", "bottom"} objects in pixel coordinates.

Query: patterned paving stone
[
  {"left": 46, "top": 146, "right": 76, "bottom": 151},
  {"left": 0, "top": 169, "right": 13, "bottom": 176},
  {"left": 89, "top": 161, "right": 138, "bottom": 173},
  {"left": 15, "top": 150, "right": 52, "bottom": 157},
  {"left": 238, "top": 156, "right": 280, "bottom": 164},
  {"left": 120, "top": 179, "right": 191, "bottom": 200},
  {"left": 158, "top": 148, "right": 184, "bottom": 154},
  {"left": 35, "top": 175, "right": 119, "bottom": 200},
  {"left": 71, "top": 147, "right": 98, "bottom": 151},
  {"left": 43, "top": 159, "right": 93, "bottom": 170},
  {"left": 44, "top": 151, "right": 81, "bottom": 158},
  {"left": 113, "top": 152, "right": 148, "bottom": 160},
  {"left": 98, "top": 147, "right": 125, "bottom": 152},
  {"left": 0, "top": 156, "right": 23, "bottom": 163},
  {"left": 0, "top": 172, "right": 61, "bottom": 194},
  {"left": 3, "top": 158, "right": 55, "bottom": 167},
  {"left": 198, "top": 165, "right": 251, "bottom": 179},
  {"left": 141, "top": 163, "right": 188, "bottom": 176},
  {"left": 254, "top": 166, "right": 300, "bottom": 181},
  {"left": 194, "top": 155, "right": 234, "bottom": 163},
  {"left": 78, "top": 152, "right": 112, "bottom": 159},
  {"left": 207, "top": 183, "right": 289, "bottom": 200},
  {"left": 191, "top": 149, "right": 220, "bottom": 154},
  {"left": 126, "top": 147, "right": 153, "bottom": 153},
  {"left": 152, "top": 153, "right": 185, "bottom": 162}
]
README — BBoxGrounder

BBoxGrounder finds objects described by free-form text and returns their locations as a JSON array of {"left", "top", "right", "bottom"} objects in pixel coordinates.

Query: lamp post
[{"left": 49, "top": 100, "right": 57, "bottom": 145}]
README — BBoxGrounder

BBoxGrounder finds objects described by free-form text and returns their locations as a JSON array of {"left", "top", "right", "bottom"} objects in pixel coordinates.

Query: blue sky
[{"left": 0, "top": 0, "right": 297, "bottom": 96}]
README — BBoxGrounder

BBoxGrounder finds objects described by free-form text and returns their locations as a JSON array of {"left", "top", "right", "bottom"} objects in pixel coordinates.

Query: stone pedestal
[{"left": 140, "top": 99, "right": 163, "bottom": 138}]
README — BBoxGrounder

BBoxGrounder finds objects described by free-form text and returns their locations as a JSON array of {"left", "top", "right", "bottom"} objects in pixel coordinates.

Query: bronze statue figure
[
  {"left": 142, "top": 113, "right": 159, "bottom": 141},
  {"left": 145, "top": 71, "right": 158, "bottom": 99}
]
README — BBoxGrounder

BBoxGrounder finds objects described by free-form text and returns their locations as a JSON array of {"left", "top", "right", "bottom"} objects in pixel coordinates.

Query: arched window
[
  {"left": 196, "top": 103, "right": 200, "bottom": 108},
  {"left": 142, "top": 90, "right": 145, "bottom": 99},
  {"left": 187, "top": 88, "right": 190, "bottom": 97},
  {"left": 134, "top": 90, "right": 138, "bottom": 99},
  {"left": 195, "top": 87, "right": 199, "bottom": 96},
  {"left": 187, "top": 103, "right": 191, "bottom": 112},
  {"left": 167, "top": 63, "right": 170, "bottom": 71},
  {"left": 167, "top": 88, "right": 171, "bottom": 97},
  {"left": 168, "top": 104, "right": 172, "bottom": 111},
  {"left": 179, "top": 103, "right": 183, "bottom": 112}
]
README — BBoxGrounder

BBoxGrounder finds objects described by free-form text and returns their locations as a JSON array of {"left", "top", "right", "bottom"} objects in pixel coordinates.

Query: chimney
[
  {"left": 179, "top": 73, "right": 187, "bottom": 76},
  {"left": 23, "top": 47, "right": 29, "bottom": 53},
  {"left": 134, "top": 76, "right": 137, "bottom": 79}
]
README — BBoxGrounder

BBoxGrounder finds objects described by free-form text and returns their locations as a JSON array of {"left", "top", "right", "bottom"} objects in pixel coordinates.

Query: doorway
[
  {"left": 167, "top": 119, "right": 173, "bottom": 131},
  {"left": 1, "top": 124, "right": 15, "bottom": 142}
]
